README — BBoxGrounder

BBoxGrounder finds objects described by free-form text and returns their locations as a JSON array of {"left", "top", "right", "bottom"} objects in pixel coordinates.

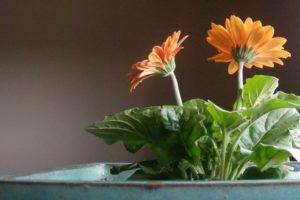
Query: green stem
[
  {"left": 170, "top": 71, "right": 183, "bottom": 106},
  {"left": 230, "top": 157, "right": 250, "bottom": 180},
  {"left": 206, "top": 137, "right": 222, "bottom": 163},
  {"left": 224, "top": 140, "right": 240, "bottom": 179},
  {"left": 220, "top": 131, "right": 229, "bottom": 180},
  {"left": 236, "top": 61, "right": 245, "bottom": 110},
  {"left": 224, "top": 123, "right": 249, "bottom": 180},
  {"left": 221, "top": 61, "right": 245, "bottom": 179}
]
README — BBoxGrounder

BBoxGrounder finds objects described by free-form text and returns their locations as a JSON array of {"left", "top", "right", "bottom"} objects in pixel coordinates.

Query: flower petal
[
  {"left": 208, "top": 53, "right": 232, "bottom": 62},
  {"left": 244, "top": 17, "right": 254, "bottom": 36},
  {"left": 256, "top": 37, "right": 287, "bottom": 53},
  {"left": 206, "top": 37, "right": 232, "bottom": 54},
  {"left": 230, "top": 15, "right": 247, "bottom": 45},
  {"left": 257, "top": 50, "right": 291, "bottom": 58},
  {"left": 129, "top": 31, "right": 187, "bottom": 91},
  {"left": 207, "top": 16, "right": 290, "bottom": 72},
  {"left": 247, "top": 22, "right": 265, "bottom": 49},
  {"left": 228, "top": 61, "right": 239, "bottom": 74}
]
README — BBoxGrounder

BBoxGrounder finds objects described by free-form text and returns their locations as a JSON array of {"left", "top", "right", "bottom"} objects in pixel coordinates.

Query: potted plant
[{"left": 1, "top": 15, "right": 300, "bottom": 200}]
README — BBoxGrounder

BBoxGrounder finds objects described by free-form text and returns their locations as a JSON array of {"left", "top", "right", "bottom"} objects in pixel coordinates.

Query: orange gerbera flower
[
  {"left": 207, "top": 15, "right": 291, "bottom": 74},
  {"left": 128, "top": 31, "right": 188, "bottom": 92}
]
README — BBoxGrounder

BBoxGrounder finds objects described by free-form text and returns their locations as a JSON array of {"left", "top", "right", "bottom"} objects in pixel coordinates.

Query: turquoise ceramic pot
[{"left": 1, "top": 162, "right": 300, "bottom": 200}]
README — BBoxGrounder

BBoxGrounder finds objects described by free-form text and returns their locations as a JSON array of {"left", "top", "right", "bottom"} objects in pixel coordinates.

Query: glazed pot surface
[{"left": 1, "top": 162, "right": 300, "bottom": 200}]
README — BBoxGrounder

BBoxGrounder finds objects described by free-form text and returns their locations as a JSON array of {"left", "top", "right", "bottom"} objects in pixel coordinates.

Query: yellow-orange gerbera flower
[
  {"left": 128, "top": 31, "right": 188, "bottom": 92},
  {"left": 207, "top": 15, "right": 291, "bottom": 74}
]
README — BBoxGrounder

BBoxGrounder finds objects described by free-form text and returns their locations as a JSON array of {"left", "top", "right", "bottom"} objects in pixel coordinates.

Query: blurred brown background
[{"left": 0, "top": 0, "right": 299, "bottom": 173}]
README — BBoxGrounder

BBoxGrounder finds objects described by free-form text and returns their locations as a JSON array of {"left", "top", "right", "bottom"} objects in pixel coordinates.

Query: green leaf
[
  {"left": 123, "top": 141, "right": 145, "bottom": 153},
  {"left": 112, "top": 160, "right": 182, "bottom": 180},
  {"left": 111, "top": 162, "right": 142, "bottom": 175},
  {"left": 111, "top": 159, "right": 205, "bottom": 180},
  {"left": 86, "top": 107, "right": 156, "bottom": 152},
  {"left": 155, "top": 106, "right": 207, "bottom": 165},
  {"left": 240, "top": 165, "right": 291, "bottom": 179},
  {"left": 160, "top": 105, "right": 183, "bottom": 132},
  {"left": 239, "top": 108, "right": 300, "bottom": 170},
  {"left": 240, "top": 108, "right": 300, "bottom": 150},
  {"left": 291, "top": 129, "right": 300, "bottom": 149},
  {"left": 180, "top": 109, "right": 205, "bottom": 165},
  {"left": 207, "top": 101, "right": 245, "bottom": 132},
  {"left": 197, "top": 135, "right": 221, "bottom": 179},
  {"left": 178, "top": 159, "right": 205, "bottom": 179},
  {"left": 86, "top": 105, "right": 208, "bottom": 167},
  {"left": 183, "top": 99, "right": 208, "bottom": 115},
  {"left": 250, "top": 99, "right": 298, "bottom": 119},
  {"left": 248, "top": 92, "right": 300, "bottom": 119},
  {"left": 242, "top": 75, "right": 278, "bottom": 108},
  {"left": 250, "top": 144, "right": 290, "bottom": 171},
  {"left": 276, "top": 91, "right": 300, "bottom": 109}
]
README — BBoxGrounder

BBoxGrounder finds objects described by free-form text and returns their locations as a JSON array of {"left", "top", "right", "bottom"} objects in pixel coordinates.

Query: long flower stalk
[
  {"left": 170, "top": 71, "right": 183, "bottom": 106},
  {"left": 236, "top": 61, "right": 244, "bottom": 110}
]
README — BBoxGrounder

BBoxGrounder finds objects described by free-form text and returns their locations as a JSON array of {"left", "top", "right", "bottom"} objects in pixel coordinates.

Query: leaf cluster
[{"left": 86, "top": 75, "right": 300, "bottom": 180}]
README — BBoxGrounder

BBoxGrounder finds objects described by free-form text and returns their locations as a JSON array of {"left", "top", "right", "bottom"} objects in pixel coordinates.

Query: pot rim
[{"left": 1, "top": 161, "right": 300, "bottom": 187}]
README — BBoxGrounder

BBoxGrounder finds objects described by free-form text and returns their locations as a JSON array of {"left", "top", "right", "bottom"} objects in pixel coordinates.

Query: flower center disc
[{"left": 232, "top": 46, "right": 256, "bottom": 63}]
